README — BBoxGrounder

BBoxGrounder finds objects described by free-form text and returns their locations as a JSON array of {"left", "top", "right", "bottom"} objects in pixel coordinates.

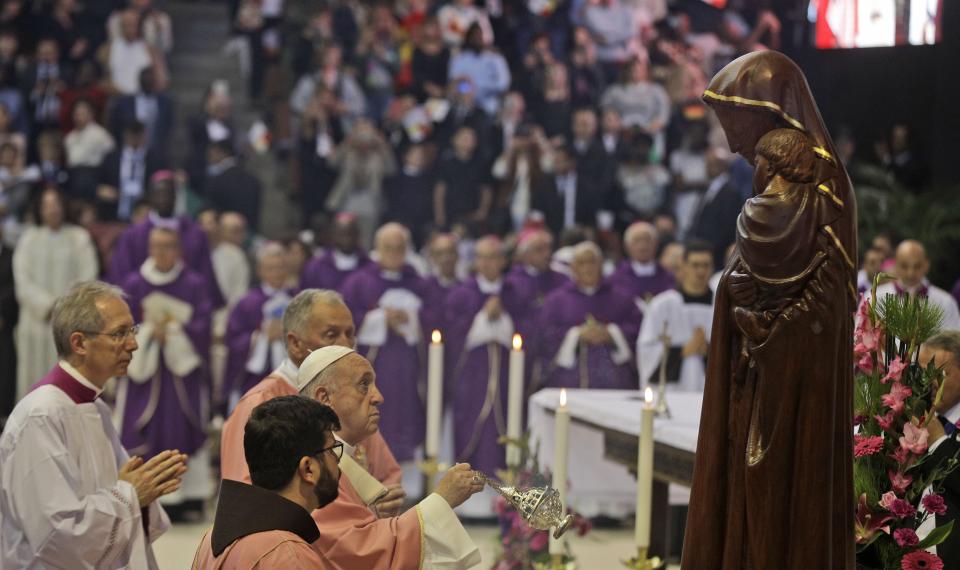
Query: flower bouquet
[
  {"left": 492, "top": 436, "right": 592, "bottom": 570},
  {"left": 854, "top": 277, "right": 958, "bottom": 570}
]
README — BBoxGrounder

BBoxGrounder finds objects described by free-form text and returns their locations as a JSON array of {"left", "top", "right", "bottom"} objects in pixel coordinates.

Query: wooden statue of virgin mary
[{"left": 681, "top": 51, "right": 858, "bottom": 569}]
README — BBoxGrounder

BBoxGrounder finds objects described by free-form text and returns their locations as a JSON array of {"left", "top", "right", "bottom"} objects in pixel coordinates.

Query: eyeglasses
[
  {"left": 81, "top": 324, "right": 141, "bottom": 343},
  {"left": 314, "top": 441, "right": 344, "bottom": 461}
]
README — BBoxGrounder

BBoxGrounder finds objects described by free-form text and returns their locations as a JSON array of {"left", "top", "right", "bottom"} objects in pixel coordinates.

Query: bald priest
[{"left": 298, "top": 346, "right": 485, "bottom": 569}]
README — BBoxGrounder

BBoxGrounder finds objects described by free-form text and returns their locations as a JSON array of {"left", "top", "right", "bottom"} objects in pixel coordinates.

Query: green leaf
[{"left": 917, "top": 520, "right": 954, "bottom": 549}]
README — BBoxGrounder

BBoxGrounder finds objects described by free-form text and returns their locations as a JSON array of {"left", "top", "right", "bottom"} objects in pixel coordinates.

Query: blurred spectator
[
  {"left": 582, "top": 0, "right": 638, "bottom": 81},
  {"left": 449, "top": 24, "right": 511, "bottom": 116},
  {"left": 12, "top": 188, "right": 98, "bottom": 400},
  {"left": 614, "top": 128, "right": 669, "bottom": 222},
  {"left": 355, "top": 5, "right": 400, "bottom": 124},
  {"left": 409, "top": 17, "right": 450, "bottom": 102},
  {"left": 569, "top": 27, "right": 606, "bottom": 107},
  {"left": 39, "top": 0, "right": 96, "bottom": 66},
  {"left": 324, "top": 119, "right": 397, "bottom": 246},
  {"left": 858, "top": 247, "right": 885, "bottom": 296},
  {"left": 688, "top": 146, "right": 741, "bottom": 264},
  {"left": 64, "top": 98, "right": 115, "bottom": 202},
  {"left": 0, "top": 142, "right": 39, "bottom": 238},
  {"left": 533, "top": 62, "right": 572, "bottom": 142},
  {"left": 58, "top": 60, "right": 109, "bottom": 135},
  {"left": 102, "top": 8, "right": 167, "bottom": 96},
  {"left": 35, "top": 130, "right": 68, "bottom": 187},
  {"left": 187, "top": 84, "right": 235, "bottom": 192},
  {"left": 438, "top": 0, "right": 494, "bottom": 47},
  {"left": 436, "top": 76, "right": 489, "bottom": 148},
  {"left": 489, "top": 91, "right": 526, "bottom": 161},
  {"left": 289, "top": 44, "right": 366, "bottom": 133},
  {"left": 669, "top": 119, "right": 709, "bottom": 238},
  {"left": 109, "top": 67, "right": 174, "bottom": 158},
  {"left": 492, "top": 124, "right": 554, "bottom": 231},
  {"left": 108, "top": 0, "right": 173, "bottom": 56},
  {"left": 658, "top": 240, "right": 683, "bottom": 276},
  {"left": 434, "top": 125, "right": 492, "bottom": 230},
  {"left": 281, "top": 235, "right": 310, "bottom": 288},
  {"left": 0, "top": 102, "right": 25, "bottom": 168},
  {"left": 297, "top": 86, "right": 343, "bottom": 224},
  {"left": 384, "top": 144, "right": 437, "bottom": 248},
  {"left": 569, "top": 107, "right": 614, "bottom": 196},
  {"left": 24, "top": 38, "right": 64, "bottom": 133},
  {"left": 205, "top": 141, "right": 262, "bottom": 233},
  {"left": 874, "top": 123, "right": 928, "bottom": 190},
  {"left": 96, "top": 121, "right": 164, "bottom": 222},
  {"left": 600, "top": 105, "right": 624, "bottom": 154},
  {"left": 601, "top": 56, "right": 670, "bottom": 135}
]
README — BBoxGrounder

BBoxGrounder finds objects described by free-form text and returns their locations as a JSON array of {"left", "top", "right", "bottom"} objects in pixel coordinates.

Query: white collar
[
  {"left": 139, "top": 258, "right": 183, "bottom": 286},
  {"left": 148, "top": 211, "right": 179, "bottom": 230},
  {"left": 477, "top": 276, "right": 502, "bottom": 294},
  {"left": 332, "top": 250, "right": 359, "bottom": 271},
  {"left": 578, "top": 285, "right": 598, "bottom": 296},
  {"left": 333, "top": 433, "right": 357, "bottom": 459},
  {"left": 523, "top": 265, "right": 541, "bottom": 277},
  {"left": 380, "top": 269, "right": 402, "bottom": 281},
  {"left": 704, "top": 172, "right": 729, "bottom": 202},
  {"left": 435, "top": 273, "right": 457, "bottom": 287},
  {"left": 58, "top": 360, "right": 103, "bottom": 397},
  {"left": 261, "top": 284, "right": 285, "bottom": 297},
  {"left": 273, "top": 359, "right": 299, "bottom": 388},
  {"left": 630, "top": 260, "right": 657, "bottom": 277},
  {"left": 944, "top": 399, "right": 960, "bottom": 425},
  {"left": 897, "top": 279, "right": 931, "bottom": 295}
]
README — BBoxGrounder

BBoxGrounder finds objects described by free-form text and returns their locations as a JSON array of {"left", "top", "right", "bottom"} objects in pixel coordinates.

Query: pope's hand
[
  {"left": 375, "top": 483, "right": 407, "bottom": 518},
  {"left": 119, "top": 450, "right": 189, "bottom": 508},
  {"left": 435, "top": 463, "right": 485, "bottom": 509}
]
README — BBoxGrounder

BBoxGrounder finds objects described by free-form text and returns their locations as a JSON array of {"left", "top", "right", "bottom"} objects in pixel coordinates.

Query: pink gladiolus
[
  {"left": 858, "top": 353, "right": 875, "bottom": 374},
  {"left": 855, "top": 435, "right": 885, "bottom": 457},
  {"left": 894, "top": 528, "right": 919, "bottom": 548},
  {"left": 879, "top": 491, "right": 898, "bottom": 511},
  {"left": 882, "top": 382, "right": 912, "bottom": 414},
  {"left": 876, "top": 412, "right": 896, "bottom": 430},
  {"left": 923, "top": 494, "right": 948, "bottom": 516},
  {"left": 883, "top": 357, "right": 908, "bottom": 384},
  {"left": 888, "top": 470, "right": 913, "bottom": 495},
  {"left": 900, "top": 421, "right": 929, "bottom": 455}
]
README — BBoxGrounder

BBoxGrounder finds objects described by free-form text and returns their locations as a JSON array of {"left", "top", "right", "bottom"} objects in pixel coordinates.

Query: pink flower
[
  {"left": 889, "top": 498, "right": 917, "bottom": 519},
  {"left": 879, "top": 491, "right": 899, "bottom": 510},
  {"left": 858, "top": 353, "right": 875, "bottom": 374},
  {"left": 882, "top": 382, "right": 913, "bottom": 415},
  {"left": 883, "top": 357, "right": 908, "bottom": 384},
  {"left": 855, "top": 435, "right": 885, "bottom": 457},
  {"left": 528, "top": 530, "right": 548, "bottom": 552},
  {"left": 876, "top": 412, "right": 896, "bottom": 430},
  {"left": 890, "top": 445, "right": 911, "bottom": 465},
  {"left": 894, "top": 528, "right": 920, "bottom": 548},
  {"left": 901, "top": 550, "right": 944, "bottom": 570},
  {"left": 854, "top": 414, "right": 868, "bottom": 426},
  {"left": 923, "top": 494, "right": 948, "bottom": 516},
  {"left": 856, "top": 493, "right": 893, "bottom": 544},
  {"left": 888, "top": 470, "right": 914, "bottom": 495},
  {"left": 900, "top": 421, "right": 930, "bottom": 456}
]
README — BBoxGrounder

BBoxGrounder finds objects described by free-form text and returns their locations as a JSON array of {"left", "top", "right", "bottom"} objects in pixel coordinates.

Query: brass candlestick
[
  {"left": 479, "top": 473, "right": 574, "bottom": 539},
  {"left": 622, "top": 547, "right": 664, "bottom": 569}
]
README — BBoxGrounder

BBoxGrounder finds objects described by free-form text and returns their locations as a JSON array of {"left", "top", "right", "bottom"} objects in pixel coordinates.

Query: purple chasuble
[
  {"left": 107, "top": 216, "right": 225, "bottom": 308},
  {"left": 341, "top": 264, "right": 428, "bottom": 462},
  {"left": 119, "top": 268, "right": 212, "bottom": 457},
  {"left": 608, "top": 261, "right": 675, "bottom": 315},
  {"left": 541, "top": 280, "right": 641, "bottom": 390},
  {"left": 224, "top": 286, "right": 298, "bottom": 399},
  {"left": 300, "top": 250, "right": 372, "bottom": 292},
  {"left": 504, "top": 265, "right": 568, "bottom": 385},
  {"left": 444, "top": 277, "right": 523, "bottom": 475},
  {"left": 421, "top": 275, "right": 460, "bottom": 401}
]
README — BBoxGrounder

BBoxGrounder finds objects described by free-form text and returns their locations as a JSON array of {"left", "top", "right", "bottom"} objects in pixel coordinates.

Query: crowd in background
[{"left": 0, "top": 0, "right": 951, "bottom": 514}]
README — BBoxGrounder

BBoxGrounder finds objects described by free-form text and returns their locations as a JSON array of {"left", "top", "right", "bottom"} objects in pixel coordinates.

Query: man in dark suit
[
  {"left": 569, "top": 107, "right": 614, "bottom": 193},
  {"left": 918, "top": 331, "right": 960, "bottom": 568},
  {"left": 0, "top": 226, "right": 17, "bottom": 426},
  {"left": 109, "top": 68, "right": 174, "bottom": 160},
  {"left": 96, "top": 121, "right": 166, "bottom": 221},
  {"left": 533, "top": 147, "right": 610, "bottom": 235},
  {"left": 205, "top": 141, "right": 263, "bottom": 233},
  {"left": 688, "top": 148, "right": 744, "bottom": 265}
]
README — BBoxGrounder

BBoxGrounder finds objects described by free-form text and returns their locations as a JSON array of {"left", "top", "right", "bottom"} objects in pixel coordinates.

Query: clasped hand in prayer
[{"left": 118, "top": 449, "right": 189, "bottom": 508}]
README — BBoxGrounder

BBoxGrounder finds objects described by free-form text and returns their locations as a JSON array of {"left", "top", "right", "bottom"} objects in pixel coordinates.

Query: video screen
[{"left": 810, "top": 0, "right": 942, "bottom": 48}]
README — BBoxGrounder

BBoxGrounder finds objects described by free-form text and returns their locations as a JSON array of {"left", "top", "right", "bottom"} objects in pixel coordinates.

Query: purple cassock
[
  {"left": 224, "top": 285, "right": 297, "bottom": 401},
  {"left": 107, "top": 214, "right": 225, "bottom": 308},
  {"left": 300, "top": 249, "right": 372, "bottom": 292},
  {"left": 504, "top": 265, "right": 568, "bottom": 385},
  {"left": 444, "top": 277, "right": 524, "bottom": 475},
  {"left": 540, "top": 280, "right": 642, "bottom": 391},
  {"left": 421, "top": 275, "right": 460, "bottom": 402},
  {"left": 119, "top": 266, "right": 212, "bottom": 458},
  {"left": 608, "top": 261, "right": 675, "bottom": 315},
  {"left": 341, "top": 264, "right": 429, "bottom": 462}
]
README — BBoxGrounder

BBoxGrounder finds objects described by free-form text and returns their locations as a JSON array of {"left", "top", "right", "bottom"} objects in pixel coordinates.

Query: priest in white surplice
[
  {"left": 0, "top": 281, "right": 188, "bottom": 569},
  {"left": 869, "top": 240, "right": 960, "bottom": 330},
  {"left": 638, "top": 241, "right": 716, "bottom": 391}
]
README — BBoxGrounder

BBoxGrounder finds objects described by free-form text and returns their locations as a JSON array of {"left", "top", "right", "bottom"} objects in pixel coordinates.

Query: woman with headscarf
[{"left": 681, "top": 50, "right": 857, "bottom": 570}]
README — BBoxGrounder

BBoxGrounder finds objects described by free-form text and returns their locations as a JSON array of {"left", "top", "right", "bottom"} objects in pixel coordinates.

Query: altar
[{"left": 528, "top": 388, "right": 703, "bottom": 558}]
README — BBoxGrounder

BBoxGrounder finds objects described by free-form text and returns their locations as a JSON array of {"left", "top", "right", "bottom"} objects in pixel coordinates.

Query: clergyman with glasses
[
  {"left": 193, "top": 396, "right": 343, "bottom": 568},
  {"left": 0, "top": 280, "right": 188, "bottom": 569}
]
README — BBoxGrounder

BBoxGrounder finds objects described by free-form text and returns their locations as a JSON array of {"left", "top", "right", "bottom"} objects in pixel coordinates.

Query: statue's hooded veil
[{"left": 703, "top": 50, "right": 839, "bottom": 166}]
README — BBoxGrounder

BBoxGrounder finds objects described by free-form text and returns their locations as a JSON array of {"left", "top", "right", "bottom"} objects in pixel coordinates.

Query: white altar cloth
[{"left": 528, "top": 388, "right": 703, "bottom": 517}]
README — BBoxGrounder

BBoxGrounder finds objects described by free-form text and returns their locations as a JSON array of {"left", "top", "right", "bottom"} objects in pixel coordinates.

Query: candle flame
[
  {"left": 644, "top": 387, "right": 654, "bottom": 404},
  {"left": 512, "top": 333, "right": 523, "bottom": 351},
  {"left": 431, "top": 330, "right": 442, "bottom": 344},
  {"left": 560, "top": 388, "right": 567, "bottom": 407}
]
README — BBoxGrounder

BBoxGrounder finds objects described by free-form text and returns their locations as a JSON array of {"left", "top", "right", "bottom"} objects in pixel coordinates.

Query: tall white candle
[
  {"left": 426, "top": 330, "right": 443, "bottom": 458},
  {"left": 506, "top": 333, "right": 525, "bottom": 467},
  {"left": 635, "top": 387, "right": 655, "bottom": 548},
  {"left": 549, "top": 389, "right": 570, "bottom": 555}
]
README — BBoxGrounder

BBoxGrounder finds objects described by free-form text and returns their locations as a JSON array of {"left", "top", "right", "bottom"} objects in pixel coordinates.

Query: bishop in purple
[
  {"left": 444, "top": 236, "right": 523, "bottom": 475},
  {"left": 609, "top": 222, "right": 675, "bottom": 315},
  {"left": 541, "top": 241, "right": 641, "bottom": 390},
  {"left": 300, "top": 213, "right": 372, "bottom": 292},
  {"left": 107, "top": 173, "right": 225, "bottom": 308},
  {"left": 340, "top": 223, "right": 429, "bottom": 462},
  {"left": 118, "top": 227, "right": 213, "bottom": 509},
  {"left": 224, "top": 243, "right": 297, "bottom": 406}
]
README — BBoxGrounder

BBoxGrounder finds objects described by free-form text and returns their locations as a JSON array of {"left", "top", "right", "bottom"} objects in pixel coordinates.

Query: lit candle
[
  {"left": 635, "top": 387, "right": 655, "bottom": 548},
  {"left": 506, "top": 333, "right": 525, "bottom": 467},
  {"left": 549, "top": 388, "right": 570, "bottom": 555},
  {"left": 426, "top": 330, "right": 443, "bottom": 458}
]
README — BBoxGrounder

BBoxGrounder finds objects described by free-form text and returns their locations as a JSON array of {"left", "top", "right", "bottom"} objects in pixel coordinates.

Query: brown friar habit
[{"left": 681, "top": 51, "right": 857, "bottom": 570}]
